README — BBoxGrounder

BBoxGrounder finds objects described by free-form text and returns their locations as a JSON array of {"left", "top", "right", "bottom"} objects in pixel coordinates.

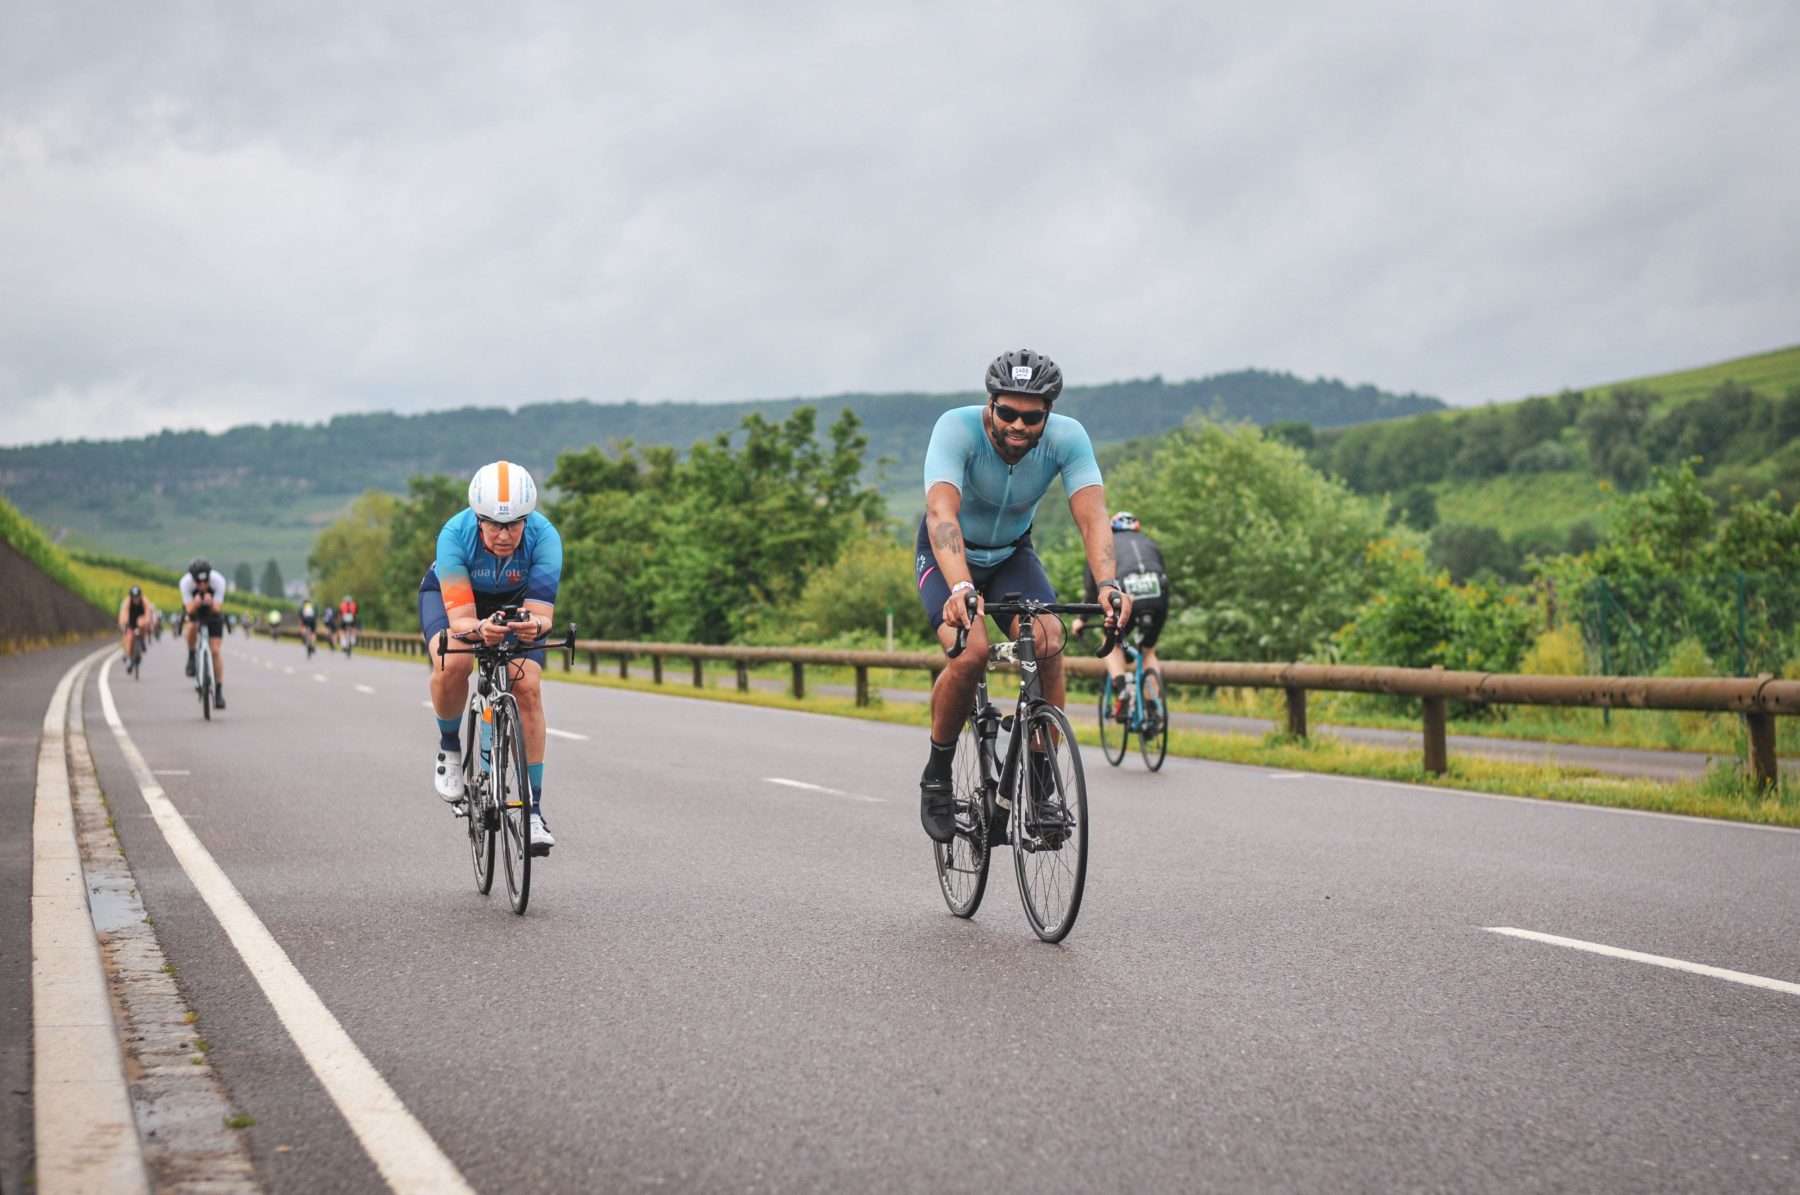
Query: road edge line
[
  {"left": 97, "top": 656, "right": 474, "bottom": 1194},
  {"left": 1484, "top": 927, "right": 1800, "bottom": 996},
  {"left": 33, "top": 646, "right": 150, "bottom": 1194}
]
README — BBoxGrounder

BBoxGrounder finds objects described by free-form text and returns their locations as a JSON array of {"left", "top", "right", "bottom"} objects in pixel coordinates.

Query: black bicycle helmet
[
  {"left": 188, "top": 557, "right": 211, "bottom": 579},
  {"left": 985, "top": 349, "right": 1064, "bottom": 402},
  {"left": 129, "top": 585, "right": 142, "bottom": 596}
]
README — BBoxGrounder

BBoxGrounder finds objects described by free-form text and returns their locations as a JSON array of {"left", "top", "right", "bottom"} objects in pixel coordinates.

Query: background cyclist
[
  {"left": 180, "top": 557, "right": 228, "bottom": 709},
  {"left": 419, "top": 460, "right": 564, "bottom": 854},
  {"left": 1072, "top": 511, "right": 1170, "bottom": 721},
  {"left": 298, "top": 597, "right": 318, "bottom": 651},
  {"left": 339, "top": 594, "right": 358, "bottom": 649},
  {"left": 322, "top": 602, "right": 338, "bottom": 649},
  {"left": 118, "top": 584, "right": 150, "bottom": 671},
  {"left": 914, "top": 348, "right": 1130, "bottom": 844}
]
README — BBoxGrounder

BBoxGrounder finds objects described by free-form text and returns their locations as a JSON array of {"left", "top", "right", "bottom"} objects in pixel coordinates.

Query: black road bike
[
  {"left": 933, "top": 592, "right": 1120, "bottom": 943},
  {"left": 436, "top": 613, "right": 574, "bottom": 915},
  {"left": 193, "top": 618, "right": 217, "bottom": 720},
  {"left": 127, "top": 625, "right": 144, "bottom": 679}
]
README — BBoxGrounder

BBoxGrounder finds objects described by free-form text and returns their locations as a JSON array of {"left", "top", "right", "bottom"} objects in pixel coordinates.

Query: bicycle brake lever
[
  {"left": 944, "top": 590, "right": 978, "bottom": 660},
  {"left": 1096, "top": 592, "right": 1123, "bottom": 658}
]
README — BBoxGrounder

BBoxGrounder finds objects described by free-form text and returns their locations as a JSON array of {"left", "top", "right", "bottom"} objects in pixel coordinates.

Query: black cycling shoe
[
  {"left": 185, "top": 654, "right": 196, "bottom": 678},
  {"left": 920, "top": 777, "right": 956, "bottom": 844},
  {"left": 1027, "top": 755, "right": 1069, "bottom": 848},
  {"left": 213, "top": 687, "right": 226, "bottom": 710}
]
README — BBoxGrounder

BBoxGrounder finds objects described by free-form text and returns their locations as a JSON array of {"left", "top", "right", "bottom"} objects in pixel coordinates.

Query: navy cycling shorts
[
  {"left": 914, "top": 517, "right": 1057, "bottom": 633},
  {"left": 417, "top": 570, "right": 547, "bottom": 669}
]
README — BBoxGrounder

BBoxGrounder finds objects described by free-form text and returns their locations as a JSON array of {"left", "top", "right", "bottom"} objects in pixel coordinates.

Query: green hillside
[
  {"left": 1592, "top": 344, "right": 1800, "bottom": 410},
  {"left": 0, "top": 369, "right": 1439, "bottom": 579}
]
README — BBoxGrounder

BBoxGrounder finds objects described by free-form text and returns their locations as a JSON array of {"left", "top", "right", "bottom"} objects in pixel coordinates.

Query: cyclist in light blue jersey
[{"left": 913, "top": 349, "right": 1131, "bottom": 843}]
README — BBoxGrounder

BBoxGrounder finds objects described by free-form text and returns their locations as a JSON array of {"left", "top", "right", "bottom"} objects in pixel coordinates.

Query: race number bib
[{"left": 1122, "top": 571, "right": 1162, "bottom": 599}]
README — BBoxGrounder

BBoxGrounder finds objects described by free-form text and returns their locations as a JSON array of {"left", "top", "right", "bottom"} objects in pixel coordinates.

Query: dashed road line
[
  {"left": 314, "top": 674, "right": 329, "bottom": 683},
  {"left": 1485, "top": 927, "right": 1800, "bottom": 997},
  {"left": 765, "top": 777, "right": 883, "bottom": 803},
  {"left": 153, "top": 769, "right": 191, "bottom": 776},
  {"left": 354, "top": 684, "right": 377, "bottom": 695},
  {"left": 545, "top": 728, "right": 589, "bottom": 741},
  {"left": 98, "top": 656, "right": 474, "bottom": 1193}
]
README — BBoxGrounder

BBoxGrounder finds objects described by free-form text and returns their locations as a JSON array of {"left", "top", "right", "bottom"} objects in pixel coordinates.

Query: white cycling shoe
[
  {"left": 434, "top": 749, "right": 464, "bottom": 802},
  {"left": 527, "top": 812, "right": 554, "bottom": 855}
]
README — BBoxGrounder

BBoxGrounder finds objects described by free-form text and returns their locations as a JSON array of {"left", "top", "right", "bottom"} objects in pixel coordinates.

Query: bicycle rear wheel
[
  {"left": 494, "top": 696, "right": 532, "bottom": 914},
  {"left": 465, "top": 707, "right": 496, "bottom": 895},
  {"left": 934, "top": 713, "right": 991, "bottom": 918},
  {"left": 130, "top": 636, "right": 142, "bottom": 679},
  {"left": 1098, "top": 676, "right": 1126, "bottom": 766},
  {"left": 198, "top": 648, "right": 212, "bottom": 720},
  {"left": 1013, "top": 704, "right": 1088, "bottom": 943},
  {"left": 1139, "top": 669, "right": 1168, "bottom": 772}
]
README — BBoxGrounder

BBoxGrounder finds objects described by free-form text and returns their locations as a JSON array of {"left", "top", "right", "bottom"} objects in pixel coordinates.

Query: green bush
[{"left": 1333, "top": 539, "right": 1537, "bottom": 679}]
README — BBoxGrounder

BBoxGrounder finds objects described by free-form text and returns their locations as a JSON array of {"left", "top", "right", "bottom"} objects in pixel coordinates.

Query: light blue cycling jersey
[
  {"left": 430, "top": 508, "right": 563, "bottom": 610},
  {"left": 922, "top": 406, "right": 1103, "bottom": 567}
]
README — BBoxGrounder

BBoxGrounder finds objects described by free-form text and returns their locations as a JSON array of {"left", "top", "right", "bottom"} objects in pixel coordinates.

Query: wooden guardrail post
[
  {"left": 618, "top": 654, "right": 630, "bottom": 679},
  {"left": 855, "top": 665, "right": 869, "bottom": 707},
  {"left": 791, "top": 662, "right": 805, "bottom": 700},
  {"left": 692, "top": 658, "right": 704, "bottom": 689},
  {"left": 1284, "top": 686, "right": 1307, "bottom": 738},
  {"left": 1747, "top": 712, "right": 1778, "bottom": 791},
  {"left": 1422, "top": 696, "right": 1448, "bottom": 774},
  {"left": 652, "top": 655, "right": 663, "bottom": 685},
  {"left": 736, "top": 660, "right": 749, "bottom": 693},
  {"left": 587, "top": 650, "right": 597, "bottom": 675}
]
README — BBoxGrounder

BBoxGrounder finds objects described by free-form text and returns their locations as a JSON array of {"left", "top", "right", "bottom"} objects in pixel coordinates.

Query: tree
[
  {"left": 1105, "top": 421, "right": 1390, "bottom": 661},
  {"left": 1388, "top": 486, "right": 1438, "bottom": 532},
  {"left": 1578, "top": 386, "right": 1657, "bottom": 487},
  {"left": 260, "top": 558, "right": 285, "bottom": 598},
  {"left": 308, "top": 491, "right": 401, "bottom": 625},
  {"left": 1428, "top": 523, "right": 1519, "bottom": 583},
  {"left": 233, "top": 561, "right": 254, "bottom": 592}
]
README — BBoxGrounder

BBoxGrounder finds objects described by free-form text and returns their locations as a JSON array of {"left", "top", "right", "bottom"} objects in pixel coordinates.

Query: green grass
[
  {"left": 343, "top": 639, "right": 1798, "bottom": 827},
  {"left": 1431, "top": 469, "right": 1613, "bottom": 538},
  {"left": 1585, "top": 343, "right": 1800, "bottom": 410}
]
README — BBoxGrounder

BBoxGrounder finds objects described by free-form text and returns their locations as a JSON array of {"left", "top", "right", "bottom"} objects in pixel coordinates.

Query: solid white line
[
  {"left": 284, "top": 666, "right": 295, "bottom": 675},
  {"left": 153, "top": 769, "right": 191, "bottom": 776},
  {"left": 765, "top": 777, "right": 883, "bottom": 803},
  {"left": 97, "top": 658, "right": 474, "bottom": 1194},
  {"left": 354, "top": 684, "right": 377, "bottom": 695},
  {"left": 34, "top": 649, "right": 151, "bottom": 1194},
  {"left": 545, "top": 727, "right": 589, "bottom": 741},
  {"left": 1268, "top": 772, "right": 1309, "bottom": 780},
  {"left": 1484, "top": 927, "right": 1800, "bottom": 997}
]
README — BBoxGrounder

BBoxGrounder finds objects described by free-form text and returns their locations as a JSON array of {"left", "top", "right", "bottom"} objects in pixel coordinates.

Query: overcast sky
[{"left": 3, "top": 0, "right": 1795, "bottom": 446}]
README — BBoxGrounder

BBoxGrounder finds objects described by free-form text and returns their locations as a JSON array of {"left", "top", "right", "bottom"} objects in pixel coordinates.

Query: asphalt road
[{"left": 24, "top": 635, "right": 1800, "bottom": 1192}]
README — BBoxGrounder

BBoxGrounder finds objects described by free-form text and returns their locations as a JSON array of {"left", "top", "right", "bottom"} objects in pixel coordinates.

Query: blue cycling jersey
[
  {"left": 922, "top": 407, "right": 1103, "bottom": 567},
  {"left": 428, "top": 509, "right": 563, "bottom": 610}
]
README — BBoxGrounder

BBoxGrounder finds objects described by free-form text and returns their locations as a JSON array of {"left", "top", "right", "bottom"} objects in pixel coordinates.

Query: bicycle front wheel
[
  {"left": 1013, "top": 704, "right": 1088, "bottom": 943},
  {"left": 494, "top": 696, "right": 532, "bottom": 914},
  {"left": 934, "top": 713, "right": 992, "bottom": 918},
  {"left": 1098, "top": 676, "right": 1126, "bottom": 766},
  {"left": 1139, "top": 669, "right": 1168, "bottom": 772},
  {"left": 465, "top": 707, "right": 496, "bottom": 895}
]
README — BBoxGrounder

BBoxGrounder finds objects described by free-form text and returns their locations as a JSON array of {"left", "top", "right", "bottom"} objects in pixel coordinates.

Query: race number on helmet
[{"left": 469, "top": 460, "right": 538, "bottom": 523}]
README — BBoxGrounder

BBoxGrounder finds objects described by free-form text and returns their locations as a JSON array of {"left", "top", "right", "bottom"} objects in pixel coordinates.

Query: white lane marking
[
  {"left": 264, "top": 661, "right": 274, "bottom": 669},
  {"left": 284, "top": 666, "right": 295, "bottom": 675},
  {"left": 354, "top": 684, "right": 377, "bottom": 695},
  {"left": 98, "top": 660, "right": 475, "bottom": 1194},
  {"left": 314, "top": 674, "right": 329, "bottom": 683},
  {"left": 34, "top": 650, "right": 150, "bottom": 1193},
  {"left": 765, "top": 777, "right": 883, "bottom": 803},
  {"left": 153, "top": 769, "right": 191, "bottom": 776},
  {"left": 1485, "top": 927, "right": 1800, "bottom": 997},
  {"left": 1269, "top": 772, "right": 1308, "bottom": 779},
  {"left": 545, "top": 728, "right": 588, "bottom": 741},
  {"left": 420, "top": 700, "right": 434, "bottom": 709}
]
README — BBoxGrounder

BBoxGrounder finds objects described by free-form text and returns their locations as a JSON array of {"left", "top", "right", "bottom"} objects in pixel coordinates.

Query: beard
[{"left": 986, "top": 412, "right": 1047, "bottom": 464}]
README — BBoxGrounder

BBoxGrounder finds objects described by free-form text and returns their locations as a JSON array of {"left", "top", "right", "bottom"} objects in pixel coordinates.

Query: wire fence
[{"left": 1577, "top": 572, "right": 1800, "bottom": 680}]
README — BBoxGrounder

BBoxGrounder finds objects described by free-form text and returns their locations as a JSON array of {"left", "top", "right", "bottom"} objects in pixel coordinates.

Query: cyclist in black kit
[{"left": 1071, "top": 513, "right": 1170, "bottom": 721}]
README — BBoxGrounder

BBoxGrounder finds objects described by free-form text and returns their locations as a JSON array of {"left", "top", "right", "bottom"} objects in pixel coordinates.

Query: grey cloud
[{"left": 2, "top": 0, "right": 1796, "bottom": 445}]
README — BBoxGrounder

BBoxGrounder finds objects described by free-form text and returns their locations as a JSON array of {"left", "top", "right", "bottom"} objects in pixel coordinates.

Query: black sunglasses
[
  {"left": 990, "top": 400, "right": 1048, "bottom": 428},
  {"left": 477, "top": 516, "right": 525, "bottom": 530}
]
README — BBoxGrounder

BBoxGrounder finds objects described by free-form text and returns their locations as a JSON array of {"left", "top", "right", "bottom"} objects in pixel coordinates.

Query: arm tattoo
[
  {"left": 1095, "top": 543, "right": 1116, "bottom": 577},
  {"left": 930, "top": 519, "right": 965, "bottom": 558}
]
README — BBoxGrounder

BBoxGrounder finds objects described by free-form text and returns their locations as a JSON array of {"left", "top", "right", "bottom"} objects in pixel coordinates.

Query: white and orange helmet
[{"left": 468, "top": 460, "right": 538, "bottom": 524}]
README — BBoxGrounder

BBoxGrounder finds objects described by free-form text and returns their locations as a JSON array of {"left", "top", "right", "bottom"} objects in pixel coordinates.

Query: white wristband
[{"left": 949, "top": 581, "right": 975, "bottom": 596}]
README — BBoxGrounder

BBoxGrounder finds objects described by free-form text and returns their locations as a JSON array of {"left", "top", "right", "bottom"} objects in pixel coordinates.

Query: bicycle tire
[
  {"left": 198, "top": 640, "right": 212, "bottom": 720},
  {"left": 494, "top": 696, "right": 532, "bottom": 914},
  {"left": 1098, "top": 676, "right": 1126, "bottom": 766},
  {"left": 465, "top": 706, "right": 496, "bottom": 895},
  {"left": 934, "top": 713, "right": 992, "bottom": 918},
  {"left": 1139, "top": 669, "right": 1168, "bottom": 772},
  {"left": 1012, "top": 703, "right": 1088, "bottom": 943}
]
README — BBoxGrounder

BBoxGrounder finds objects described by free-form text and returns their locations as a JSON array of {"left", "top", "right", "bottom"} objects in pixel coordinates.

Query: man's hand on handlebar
[
  {"left": 941, "top": 586, "right": 983, "bottom": 630},
  {"left": 1101, "top": 586, "right": 1133, "bottom": 630}
]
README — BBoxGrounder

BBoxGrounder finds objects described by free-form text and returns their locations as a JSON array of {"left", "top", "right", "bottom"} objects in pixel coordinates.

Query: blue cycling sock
[
  {"left": 436, "top": 715, "right": 461, "bottom": 752},
  {"left": 527, "top": 762, "right": 544, "bottom": 811}
]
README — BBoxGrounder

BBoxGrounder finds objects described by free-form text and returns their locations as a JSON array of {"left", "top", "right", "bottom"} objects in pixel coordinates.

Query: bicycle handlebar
[
  {"left": 435, "top": 612, "right": 577, "bottom": 666},
  {"left": 946, "top": 591, "right": 1122, "bottom": 660}
]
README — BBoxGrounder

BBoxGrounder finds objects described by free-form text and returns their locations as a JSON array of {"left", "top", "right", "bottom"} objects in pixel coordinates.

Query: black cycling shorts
[
  {"left": 914, "top": 517, "right": 1056, "bottom": 633},
  {"left": 1128, "top": 601, "right": 1169, "bottom": 651},
  {"left": 417, "top": 569, "right": 546, "bottom": 669}
]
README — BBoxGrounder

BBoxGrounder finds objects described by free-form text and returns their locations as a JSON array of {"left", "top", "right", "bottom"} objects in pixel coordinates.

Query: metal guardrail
[{"left": 270, "top": 627, "right": 1795, "bottom": 789}]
